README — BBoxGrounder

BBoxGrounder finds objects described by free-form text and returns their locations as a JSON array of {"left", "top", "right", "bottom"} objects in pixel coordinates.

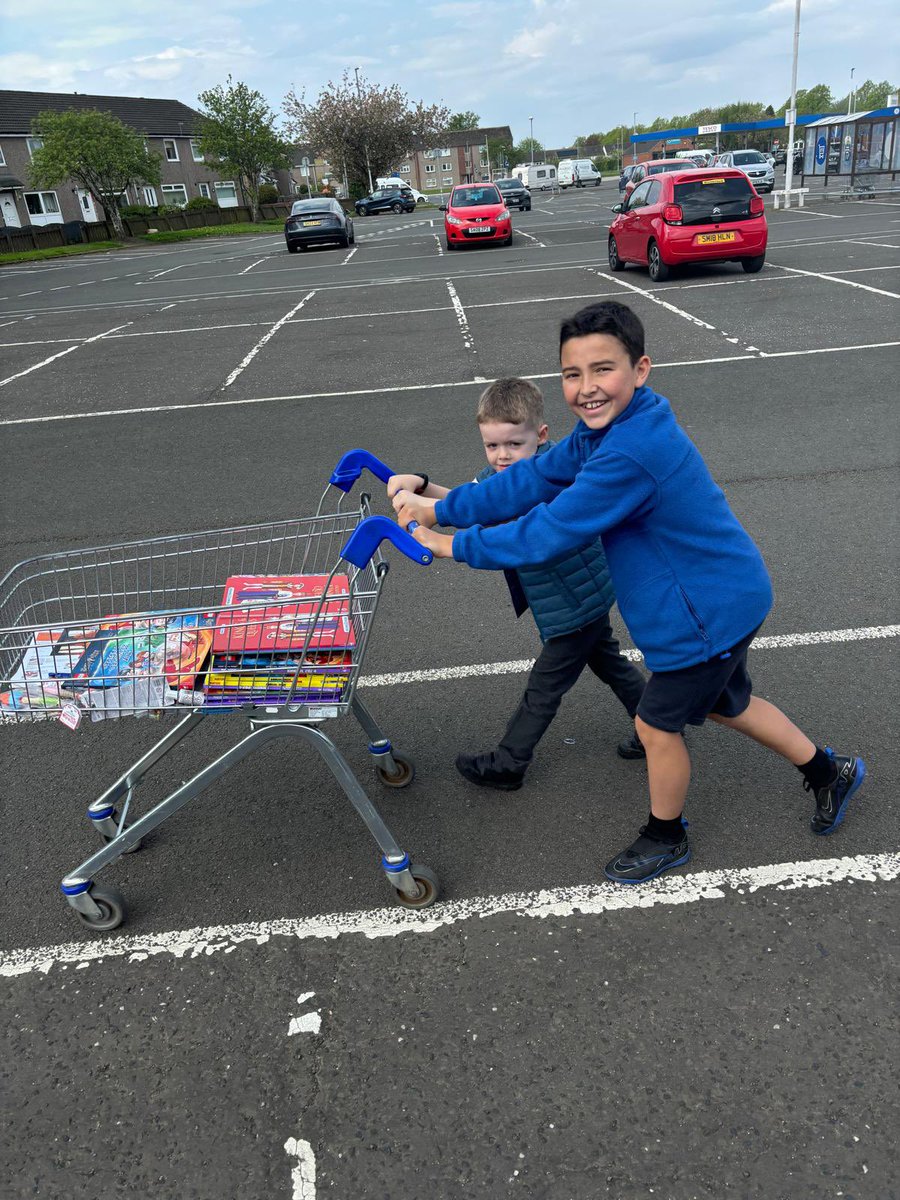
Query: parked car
[
  {"left": 623, "top": 158, "right": 686, "bottom": 198},
  {"left": 558, "top": 158, "right": 602, "bottom": 188},
  {"left": 284, "top": 197, "right": 354, "bottom": 252},
  {"left": 512, "top": 163, "right": 557, "bottom": 190},
  {"left": 618, "top": 164, "right": 639, "bottom": 193},
  {"left": 494, "top": 177, "right": 532, "bottom": 210},
  {"left": 713, "top": 150, "right": 775, "bottom": 193},
  {"left": 772, "top": 147, "right": 787, "bottom": 166},
  {"left": 607, "top": 166, "right": 768, "bottom": 282},
  {"left": 354, "top": 186, "right": 416, "bottom": 216},
  {"left": 441, "top": 183, "right": 512, "bottom": 250},
  {"left": 376, "top": 177, "right": 428, "bottom": 204}
]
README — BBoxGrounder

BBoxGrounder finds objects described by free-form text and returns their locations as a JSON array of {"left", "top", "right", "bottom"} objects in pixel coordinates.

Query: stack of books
[{"left": 204, "top": 574, "right": 356, "bottom": 706}]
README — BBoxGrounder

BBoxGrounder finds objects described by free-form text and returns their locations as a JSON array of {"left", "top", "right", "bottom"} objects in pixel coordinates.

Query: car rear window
[
  {"left": 673, "top": 176, "right": 757, "bottom": 225},
  {"left": 648, "top": 162, "right": 684, "bottom": 175},
  {"left": 452, "top": 187, "right": 501, "bottom": 207}
]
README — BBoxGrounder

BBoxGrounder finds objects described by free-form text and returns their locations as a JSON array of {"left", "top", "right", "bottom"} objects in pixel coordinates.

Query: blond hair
[{"left": 476, "top": 377, "right": 544, "bottom": 428}]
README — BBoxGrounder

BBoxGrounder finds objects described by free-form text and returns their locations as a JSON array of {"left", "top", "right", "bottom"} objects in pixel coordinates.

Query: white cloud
[{"left": 0, "top": 51, "right": 91, "bottom": 91}]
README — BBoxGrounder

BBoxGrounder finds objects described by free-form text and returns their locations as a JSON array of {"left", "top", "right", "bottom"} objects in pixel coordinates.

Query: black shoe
[
  {"left": 455, "top": 750, "right": 526, "bottom": 791},
  {"left": 807, "top": 748, "right": 866, "bottom": 835},
  {"left": 617, "top": 731, "right": 646, "bottom": 760},
  {"left": 604, "top": 823, "right": 691, "bottom": 884}
]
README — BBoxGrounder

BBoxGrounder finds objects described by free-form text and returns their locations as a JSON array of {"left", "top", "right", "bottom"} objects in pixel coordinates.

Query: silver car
[{"left": 714, "top": 150, "right": 775, "bottom": 194}]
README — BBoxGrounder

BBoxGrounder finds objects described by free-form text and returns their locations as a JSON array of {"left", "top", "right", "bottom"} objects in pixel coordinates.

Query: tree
[
  {"left": 447, "top": 110, "right": 480, "bottom": 131},
  {"left": 485, "top": 134, "right": 513, "bottom": 175},
  {"left": 777, "top": 83, "right": 834, "bottom": 116},
  {"left": 835, "top": 78, "right": 898, "bottom": 112},
  {"left": 196, "top": 77, "right": 292, "bottom": 222},
  {"left": 283, "top": 72, "right": 450, "bottom": 197},
  {"left": 28, "top": 109, "right": 161, "bottom": 239},
  {"left": 511, "top": 136, "right": 543, "bottom": 165}
]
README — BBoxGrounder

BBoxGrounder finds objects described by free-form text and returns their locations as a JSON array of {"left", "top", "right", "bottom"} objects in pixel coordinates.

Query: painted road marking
[
  {"left": 0, "top": 321, "right": 132, "bottom": 389},
  {"left": 2, "top": 853, "right": 896, "bottom": 978},
  {"left": 768, "top": 262, "right": 900, "bottom": 298},
  {"left": 220, "top": 292, "right": 316, "bottom": 390}
]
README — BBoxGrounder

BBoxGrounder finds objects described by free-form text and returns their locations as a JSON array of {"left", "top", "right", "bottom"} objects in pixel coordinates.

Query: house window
[
  {"left": 23, "top": 190, "right": 62, "bottom": 223},
  {"left": 26, "top": 137, "right": 43, "bottom": 158},
  {"left": 440, "top": 148, "right": 451, "bottom": 157},
  {"left": 161, "top": 183, "right": 188, "bottom": 207},
  {"left": 163, "top": 139, "right": 179, "bottom": 162},
  {"left": 214, "top": 181, "right": 238, "bottom": 207},
  {"left": 198, "top": 183, "right": 211, "bottom": 199},
  {"left": 0, "top": 144, "right": 5, "bottom": 166},
  {"left": 143, "top": 187, "right": 157, "bottom": 206},
  {"left": 399, "top": 165, "right": 411, "bottom": 173},
  {"left": 191, "top": 140, "right": 204, "bottom": 162},
  {"left": 425, "top": 163, "right": 436, "bottom": 173}
]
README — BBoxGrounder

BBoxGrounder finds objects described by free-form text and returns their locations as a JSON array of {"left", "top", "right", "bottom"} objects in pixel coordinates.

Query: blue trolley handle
[{"left": 330, "top": 451, "right": 433, "bottom": 568}]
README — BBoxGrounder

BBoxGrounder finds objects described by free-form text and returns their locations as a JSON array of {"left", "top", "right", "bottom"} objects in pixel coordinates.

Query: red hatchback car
[
  {"left": 442, "top": 184, "right": 512, "bottom": 250},
  {"left": 608, "top": 167, "right": 768, "bottom": 281}
]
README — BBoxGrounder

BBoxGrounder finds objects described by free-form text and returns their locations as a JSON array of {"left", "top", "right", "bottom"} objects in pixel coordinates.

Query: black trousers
[{"left": 497, "top": 612, "right": 646, "bottom": 768}]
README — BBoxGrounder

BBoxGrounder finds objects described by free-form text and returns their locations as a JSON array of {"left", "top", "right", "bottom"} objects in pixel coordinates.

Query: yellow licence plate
[
  {"left": 697, "top": 231, "right": 736, "bottom": 244},
  {"left": 302, "top": 220, "right": 322, "bottom": 227}
]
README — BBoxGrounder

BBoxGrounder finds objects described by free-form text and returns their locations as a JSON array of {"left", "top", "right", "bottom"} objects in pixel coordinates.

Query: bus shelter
[{"left": 800, "top": 107, "right": 900, "bottom": 193}]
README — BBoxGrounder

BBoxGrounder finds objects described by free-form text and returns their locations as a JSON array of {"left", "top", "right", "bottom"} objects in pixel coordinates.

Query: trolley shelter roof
[{"left": 630, "top": 112, "right": 838, "bottom": 145}]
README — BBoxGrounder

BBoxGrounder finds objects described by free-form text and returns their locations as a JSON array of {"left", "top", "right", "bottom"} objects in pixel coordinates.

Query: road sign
[{"left": 698, "top": 124, "right": 722, "bottom": 135}]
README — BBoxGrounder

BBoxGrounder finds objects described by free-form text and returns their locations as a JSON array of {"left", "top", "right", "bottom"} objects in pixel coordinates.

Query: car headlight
[
  {"left": 495, "top": 210, "right": 510, "bottom": 221},
  {"left": 446, "top": 214, "right": 465, "bottom": 226}
]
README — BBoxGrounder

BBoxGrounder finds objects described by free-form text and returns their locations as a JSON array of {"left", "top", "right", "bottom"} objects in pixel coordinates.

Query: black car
[
  {"left": 618, "top": 164, "right": 638, "bottom": 193},
  {"left": 493, "top": 178, "right": 531, "bottom": 211},
  {"left": 354, "top": 187, "right": 416, "bottom": 216},
  {"left": 284, "top": 198, "right": 354, "bottom": 252}
]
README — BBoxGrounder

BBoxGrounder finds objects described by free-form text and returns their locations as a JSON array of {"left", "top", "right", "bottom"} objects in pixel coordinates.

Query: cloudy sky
[{"left": 3, "top": 0, "right": 898, "bottom": 145}]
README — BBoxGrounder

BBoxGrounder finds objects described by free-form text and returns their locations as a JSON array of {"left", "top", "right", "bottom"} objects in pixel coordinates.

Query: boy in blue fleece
[
  {"left": 387, "top": 376, "right": 646, "bottom": 790},
  {"left": 394, "top": 302, "right": 865, "bottom": 883}
]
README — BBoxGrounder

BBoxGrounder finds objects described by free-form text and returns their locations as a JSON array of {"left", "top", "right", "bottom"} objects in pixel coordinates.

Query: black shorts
[{"left": 636, "top": 625, "right": 761, "bottom": 733}]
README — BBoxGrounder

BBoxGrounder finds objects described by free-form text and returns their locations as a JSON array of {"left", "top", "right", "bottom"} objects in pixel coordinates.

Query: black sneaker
[
  {"left": 807, "top": 748, "right": 866, "bottom": 835},
  {"left": 455, "top": 750, "right": 526, "bottom": 792},
  {"left": 604, "top": 823, "right": 691, "bottom": 884},
  {"left": 617, "top": 731, "right": 646, "bottom": 760}
]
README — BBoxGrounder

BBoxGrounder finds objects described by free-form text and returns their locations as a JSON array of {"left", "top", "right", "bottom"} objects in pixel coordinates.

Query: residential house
[
  {"left": 273, "top": 146, "right": 343, "bottom": 199},
  {"left": 0, "top": 89, "right": 243, "bottom": 228},
  {"left": 391, "top": 126, "right": 513, "bottom": 190}
]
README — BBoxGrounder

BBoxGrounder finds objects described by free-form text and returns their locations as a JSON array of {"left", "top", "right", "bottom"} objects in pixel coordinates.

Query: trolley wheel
[
  {"left": 76, "top": 885, "right": 127, "bottom": 932},
  {"left": 394, "top": 864, "right": 440, "bottom": 909},
  {"left": 101, "top": 832, "right": 143, "bottom": 854},
  {"left": 375, "top": 753, "right": 416, "bottom": 789}
]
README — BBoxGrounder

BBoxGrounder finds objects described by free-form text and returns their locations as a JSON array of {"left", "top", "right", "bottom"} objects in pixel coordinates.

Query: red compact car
[
  {"left": 442, "top": 184, "right": 512, "bottom": 250},
  {"left": 608, "top": 167, "right": 768, "bottom": 281}
]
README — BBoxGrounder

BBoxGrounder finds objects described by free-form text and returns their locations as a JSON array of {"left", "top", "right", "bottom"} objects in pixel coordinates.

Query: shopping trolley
[{"left": 0, "top": 450, "right": 438, "bottom": 932}]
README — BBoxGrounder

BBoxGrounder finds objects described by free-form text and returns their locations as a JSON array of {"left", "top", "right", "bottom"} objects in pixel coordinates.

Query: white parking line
[
  {"left": 775, "top": 207, "right": 844, "bottom": 219},
  {"left": 221, "top": 292, "right": 316, "bottom": 390},
  {"left": 2, "top": 852, "right": 896, "bottom": 978},
  {"left": 767, "top": 262, "right": 900, "bottom": 298},
  {"left": 240, "top": 258, "right": 267, "bottom": 275},
  {"left": 0, "top": 321, "right": 132, "bottom": 389},
  {"left": 433, "top": 234, "right": 443, "bottom": 257},
  {"left": 588, "top": 267, "right": 717, "bottom": 332},
  {"left": 845, "top": 239, "right": 900, "bottom": 250},
  {"left": 446, "top": 280, "right": 478, "bottom": 363},
  {"left": 340, "top": 247, "right": 358, "bottom": 266},
  {"left": 3, "top": 340, "right": 897, "bottom": 426},
  {"left": 150, "top": 265, "right": 184, "bottom": 280},
  {"left": 516, "top": 229, "right": 546, "bottom": 248}
]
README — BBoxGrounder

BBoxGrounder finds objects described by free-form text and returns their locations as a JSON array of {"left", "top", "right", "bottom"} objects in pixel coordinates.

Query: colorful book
[{"left": 212, "top": 574, "right": 355, "bottom": 655}]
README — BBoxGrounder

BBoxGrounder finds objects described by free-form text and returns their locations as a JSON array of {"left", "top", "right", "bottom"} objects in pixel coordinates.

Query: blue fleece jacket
[{"left": 435, "top": 385, "right": 773, "bottom": 672}]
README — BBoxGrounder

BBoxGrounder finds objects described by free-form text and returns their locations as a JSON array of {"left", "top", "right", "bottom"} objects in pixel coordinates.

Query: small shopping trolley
[{"left": 0, "top": 450, "right": 439, "bottom": 932}]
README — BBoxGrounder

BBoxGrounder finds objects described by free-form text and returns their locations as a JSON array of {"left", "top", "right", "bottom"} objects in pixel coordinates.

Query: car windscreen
[
  {"left": 673, "top": 177, "right": 756, "bottom": 224},
  {"left": 496, "top": 180, "right": 520, "bottom": 189},
  {"left": 732, "top": 151, "right": 766, "bottom": 165},
  {"left": 452, "top": 187, "right": 501, "bottom": 207}
]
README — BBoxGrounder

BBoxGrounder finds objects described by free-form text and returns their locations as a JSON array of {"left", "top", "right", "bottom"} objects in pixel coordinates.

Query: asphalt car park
[{"left": 1, "top": 186, "right": 898, "bottom": 1198}]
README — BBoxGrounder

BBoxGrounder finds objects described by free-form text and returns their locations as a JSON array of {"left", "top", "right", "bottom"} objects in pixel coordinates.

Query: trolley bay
[{"left": 1, "top": 188, "right": 898, "bottom": 1200}]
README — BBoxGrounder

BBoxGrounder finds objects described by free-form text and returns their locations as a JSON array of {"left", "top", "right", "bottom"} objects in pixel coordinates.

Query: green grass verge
[
  {"left": 138, "top": 221, "right": 285, "bottom": 242},
  {"left": 0, "top": 240, "right": 123, "bottom": 266}
]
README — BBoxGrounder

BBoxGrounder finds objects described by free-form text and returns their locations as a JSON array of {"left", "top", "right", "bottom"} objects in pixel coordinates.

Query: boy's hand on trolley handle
[
  {"left": 386, "top": 473, "right": 426, "bottom": 501},
  {"left": 393, "top": 491, "right": 456, "bottom": 558}
]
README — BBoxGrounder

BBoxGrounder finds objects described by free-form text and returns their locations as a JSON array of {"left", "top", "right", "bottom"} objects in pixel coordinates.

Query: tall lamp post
[
  {"left": 783, "top": 0, "right": 802, "bottom": 209},
  {"left": 848, "top": 66, "right": 855, "bottom": 115},
  {"left": 529, "top": 115, "right": 534, "bottom": 163},
  {"left": 632, "top": 112, "right": 638, "bottom": 164},
  {"left": 354, "top": 66, "right": 374, "bottom": 193}
]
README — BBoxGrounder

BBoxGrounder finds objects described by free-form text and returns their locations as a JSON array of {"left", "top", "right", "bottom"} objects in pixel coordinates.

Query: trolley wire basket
[{"left": 0, "top": 450, "right": 439, "bottom": 930}]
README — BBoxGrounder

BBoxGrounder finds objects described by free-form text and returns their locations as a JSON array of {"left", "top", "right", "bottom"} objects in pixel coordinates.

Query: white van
[
  {"left": 676, "top": 149, "right": 714, "bottom": 166},
  {"left": 557, "top": 158, "right": 602, "bottom": 188},
  {"left": 513, "top": 162, "right": 557, "bottom": 190}
]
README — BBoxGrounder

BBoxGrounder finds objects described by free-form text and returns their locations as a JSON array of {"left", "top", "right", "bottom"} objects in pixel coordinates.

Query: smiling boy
[
  {"left": 394, "top": 301, "right": 865, "bottom": 882},
  {"left": 388, "top": 376, "right": 645, "bottom": 790}
]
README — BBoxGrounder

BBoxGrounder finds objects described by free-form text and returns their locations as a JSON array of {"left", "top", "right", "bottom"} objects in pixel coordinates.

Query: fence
[{"left": 1, "top": 201, "right": 296, "bottom": 254}]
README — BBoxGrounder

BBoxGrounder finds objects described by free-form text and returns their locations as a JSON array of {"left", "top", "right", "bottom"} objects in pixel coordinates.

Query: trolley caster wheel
[
  {"left": 75, "top": 886, "right": 127, "bottom": 932},
  {"left": 375, "top": 753, "right": 416, "bottom": 789},
  {"left": 394, "top": 864, "right": 440, "bottom": 909}
]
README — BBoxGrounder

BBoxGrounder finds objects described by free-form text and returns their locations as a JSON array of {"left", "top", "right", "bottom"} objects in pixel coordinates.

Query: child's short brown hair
[{"left": 476, "top": 377, "right": 544, "bottom": 428}]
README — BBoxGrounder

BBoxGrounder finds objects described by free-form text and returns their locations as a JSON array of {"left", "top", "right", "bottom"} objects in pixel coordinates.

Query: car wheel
[
  {"left": 525, "top": 203, "right": 532, "bottom": 211},
  {"left": 339, "top": 232, "right": 350, "bottom": 248},
  {"left": 391, "top": 202, "right": 403, "bottom": 213},
  {"left": 608, "top": 236, "right": 625, "bottom": 272},
  {"left": 741, "top": 254, "right": 766, "bottom": 274},
  {"left": 445, "top": 238, "right": 455, "bottom": 252},
  {"left": 349, "top": 225, "right": 355, "bottom": 245},
  {"left": 502, "top": 234, "right": 512, "bottom": 247},
  {"left": 299, "top": 244, "right": 310, "bottom": 252},
  {"left": 647, "top": 239, "right": 670, "bottom": 282},
  {"left": 287, "top": 242, "right": 299, "bottom": 254},
  {"left": 594, "top": 179, "right": 601, "bottom": 186}
]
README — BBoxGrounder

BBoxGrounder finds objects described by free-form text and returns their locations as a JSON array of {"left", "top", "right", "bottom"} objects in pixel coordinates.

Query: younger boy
[
  {"left": 394, "top": 303, "right": 865, "bottom": 882},
  {"left": 387, "top": 377, "right": 646, "bottom": 791}
]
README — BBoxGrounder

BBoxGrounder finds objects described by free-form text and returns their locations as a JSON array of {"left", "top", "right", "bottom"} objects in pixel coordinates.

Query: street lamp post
[
  {"left": 354, "top": 66, "right": 374, "bottom": 194},
  {"left": 848, "top": 66, "right": 855, "bottom": 115},
  {"left": 632, "top": 112, "right": 638, "bottom": 164},
  {"left": 783, "top": 0, "right": 802, "bottom": 209},
  {"left": 529, "top": 116, "right": 534, "bottom": 164}
]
